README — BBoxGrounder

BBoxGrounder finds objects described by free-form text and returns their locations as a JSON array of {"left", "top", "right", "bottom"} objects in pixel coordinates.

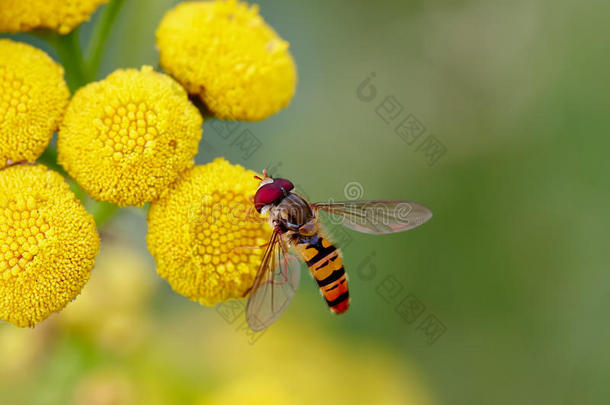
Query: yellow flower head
[
  {"left": 0, "top": 164, "right": 100, "bottom": 327},
  {"left": 0, "top": 0, "right": 107, "bottom": 34},
  {"left": 147, "top": 158, "right": 271, "bottom": 306},
  {"left": 0, "top": 39, "right": 69, "bottom": 169},
  {"left": 58, "top": 66, "right": 203, "bottom": 207},
  {"left": 156, "top": 0, "right": 297, "bottom": 121}
]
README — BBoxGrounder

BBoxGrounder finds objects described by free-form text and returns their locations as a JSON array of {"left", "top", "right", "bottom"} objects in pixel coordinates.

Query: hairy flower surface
[
  {"left": 0, "top": 164, "right": 100, "bottom": 327},
  {"left": 156, "top": 0, "right": 297, "bottom": 121},
  {"left": 58, "top": 66, "right": 203, "bottom": 207},
  {"left": 147, "top": 158, "right": 271, "bottom": 305},
  {"left": 0, "top": 0, "right": 107, "bottom": 34},
  {"left": 0, "top": 40, "right": 69, "bottom": 169}
]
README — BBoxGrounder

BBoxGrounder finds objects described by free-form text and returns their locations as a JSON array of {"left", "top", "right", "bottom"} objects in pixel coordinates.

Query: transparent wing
[
  {"left": 311, "top": 200, "right": 432, "bottom": 235},
  {"left": 246, "top": 229, "right": 301, "bottom": 332}
]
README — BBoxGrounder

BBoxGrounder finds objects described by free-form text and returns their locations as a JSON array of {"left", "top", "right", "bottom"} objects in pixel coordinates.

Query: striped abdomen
[{"left": 294, "top": 234, "right": 349, "bottom": 313}]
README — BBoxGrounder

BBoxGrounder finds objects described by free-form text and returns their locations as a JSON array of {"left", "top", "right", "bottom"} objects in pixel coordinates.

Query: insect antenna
[{"left": 254, "top": 169, "right": 272, "bottom": 182}]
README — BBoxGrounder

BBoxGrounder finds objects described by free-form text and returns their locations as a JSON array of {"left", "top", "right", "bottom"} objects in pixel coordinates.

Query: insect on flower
[{"left": 245, "top": 170, "right": 433, "bottom": 331}]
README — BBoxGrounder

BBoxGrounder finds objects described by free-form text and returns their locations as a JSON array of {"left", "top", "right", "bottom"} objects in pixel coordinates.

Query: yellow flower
[
  {"left": 156, "top": 0, "right": 297, "bottom": 121},
  {"left": 0, "top": 322, "right": 56, "bottom": 381},
  {"left": 147, "top": 158, "right": 271, "bottom": 305},
  {"left": 201, "top": 322, "right": 436, "bottom": 405},
  {"left": 0, "top": 0, "right": 107, "bottom": 34},
  {"left": 202, "top": 377, "right": 293, "bottom": 405},
  {"left": 72, "top": 370, "right": 135, "bottom": 405},
  {"left": 0, "top": 39, "right": 69, "bottom": 169},
  {"left": 0, "top": 164, "right": 100, "bottom": 327},
  {"left": 59, "top": 241, "right": 157, "bottom": 353},
  {"left": 58, "top": 66, "right": 203, "bottom": 207}
]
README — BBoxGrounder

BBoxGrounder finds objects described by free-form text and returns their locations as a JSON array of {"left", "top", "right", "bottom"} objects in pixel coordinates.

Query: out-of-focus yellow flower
[
  {"left": 0, "top": 323, "right": 52, "bottom": 379},
  {"left": 156, "top": 0, "right": 297, "bottom": 121},
  {"left": 202, "top": 377, "right": 293, "bottom": 405},
  {"left": 0, "top": 0, "right": 107, "bottom": 34},
  {"left": 0, "top": 164, "right": 100, "bottom": 327},
  {"left": 58, "top": 66, "right": 203, "bottom": 207},
  {"left": 147, "top": 157, "right": 271, "bottom": 305},
  {"left": 200, "top": 321, "right": 436, "bottom": 405},
  {"left": 72, "top": 369, "right": 136, "bottom": 405},
  {"left": 0, "top": 39, "right": 69, "bottom": 169},
  {"left": 59, "top": 241, "right": 157, "bottom": 352}
]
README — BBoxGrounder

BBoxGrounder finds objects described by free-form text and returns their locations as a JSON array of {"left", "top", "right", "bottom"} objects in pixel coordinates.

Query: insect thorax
[{"left": 268, "top": 193, "right": 316, "bottom": 235}]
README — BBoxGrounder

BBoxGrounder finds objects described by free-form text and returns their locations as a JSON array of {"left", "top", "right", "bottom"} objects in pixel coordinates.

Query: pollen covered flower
[
  {"left": 0, "top": 0, "right": 107, "bottom": 34},
  {"left": 156, "top": 0, "right": 297, "bottom": 121},
  {"left": 58, "top": 66, "right": 203, "bottom": 207},
  {"left": 147, "top": 158, "right": 271, "bottom": 306},
  {"left": 0, "top": 39, "right": 69, "bottom": 169},
  {"left": 0, "top": 164, "right": 100, "bottom": 327}
]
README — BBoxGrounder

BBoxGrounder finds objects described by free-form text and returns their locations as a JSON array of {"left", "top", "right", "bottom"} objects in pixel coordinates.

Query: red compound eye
[
  {"left": 254, "top": 184, "right": 282, "bottom": 212},
  {"left": 273, "top": 178, "right": 294, "bottom": 193},
  {"left": 253, "top": 178, "right": 294, "bottom": 212}
]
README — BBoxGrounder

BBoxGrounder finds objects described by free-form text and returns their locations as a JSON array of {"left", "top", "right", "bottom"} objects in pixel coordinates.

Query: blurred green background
[{"left": 2, "top": 0, "right": 610, "bottom": 404}]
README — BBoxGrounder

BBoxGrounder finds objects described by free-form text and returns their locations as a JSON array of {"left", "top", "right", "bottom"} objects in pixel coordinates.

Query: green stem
[
  {"left": 37, "top": 2, "right": 128, "bottom": 229},
  {"left": 37, "top": 147, "right": 67, "bottom": 177},
  {"left": 91, "top": 202, "right": 120, "bottom": 227},
  {"left": 44, "top": 28, "right": 88, "bottom": 92},
  {"left": 86, "top": 0, "right": 126, "bottom": 81},
  {"left": 69, "top": 181, "right": 89, "bottom": 204}
]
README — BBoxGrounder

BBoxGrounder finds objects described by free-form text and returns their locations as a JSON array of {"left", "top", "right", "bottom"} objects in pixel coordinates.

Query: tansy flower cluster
[
  {"left": 0, "top": 165, "right": 99, "bottom": 327},
  {"left": 0, "top": 0, "right": 296, "bottom": 328},
  {"left": 58, "top": 66, "right": 202, "bottom": 206},
  {"left": 147, "top": 158, "right": 270, "bottom": 305},
  {"left": 0, "top": 0, "right": 107, "bottom": 34},
  {"left": 156, "top": 0, "right": 297, "bottom": 121},
  {"left": 0, "top": 40, "right": 69, "bottom": 169}
]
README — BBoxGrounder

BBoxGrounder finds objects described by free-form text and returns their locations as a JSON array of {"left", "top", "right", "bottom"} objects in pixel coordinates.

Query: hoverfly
[{"left": 245, "top": 170, "right": 432, "bottom": 331}]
